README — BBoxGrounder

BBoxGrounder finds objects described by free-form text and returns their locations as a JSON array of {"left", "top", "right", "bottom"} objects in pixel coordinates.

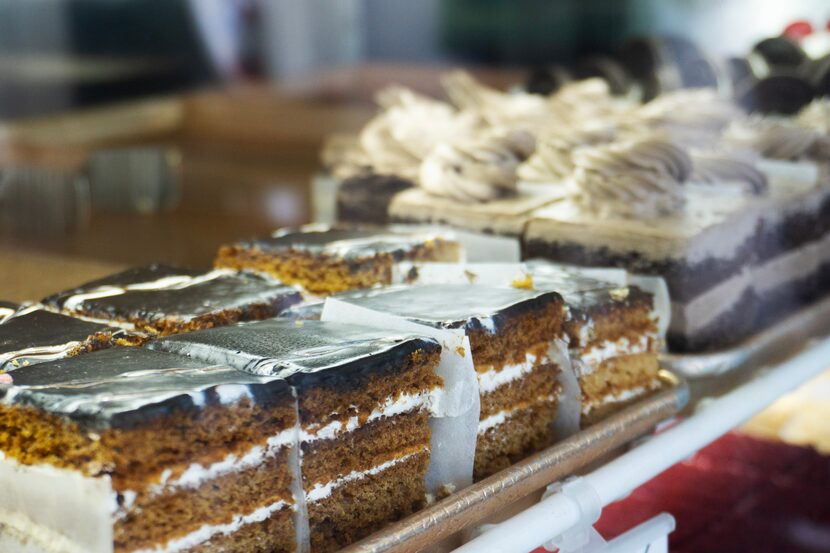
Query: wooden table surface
[{"left": 0, "top": 64, "right": 522, "bottom": 301}]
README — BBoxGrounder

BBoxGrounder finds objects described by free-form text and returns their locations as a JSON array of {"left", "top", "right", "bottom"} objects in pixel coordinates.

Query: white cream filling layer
[
  {"left": 476, "top": 394, "right": 558, "bottom": 435},
  {"left": 576, "top": 334, "right": 654, "bottom": 375},
  {"left": 299, "top": 389, "right": 436, "bottom": 443},
  {"left": 131, "top": 499, "right": 289, "bottom": 553},
  {"left": 305, "top": 448, "right": 427, "bottom": 504},
  {"left": 152, "top": 429, "right": 295, "bottom": 494},
  {"left": 477, "top": 353, "right": 544, "bottom": 394},
  {"left": 114, "top": 428, "right": 296, "bottom": 520},
  {"left": 672, "top": 232, "right": 830, "bottom": 334},
  {"left": 582, "top": 380, "right": 661, "bottom": 415}
]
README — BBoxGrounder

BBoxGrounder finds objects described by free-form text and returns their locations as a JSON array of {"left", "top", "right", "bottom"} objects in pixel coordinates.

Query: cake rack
[{"left": 339, "top": 370, "right": 687, "bottom": 553}]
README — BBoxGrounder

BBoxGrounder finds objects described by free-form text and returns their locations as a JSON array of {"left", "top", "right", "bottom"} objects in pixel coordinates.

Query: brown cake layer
[
  {"left": 565, "top": 287, "right": 656, "bottom": 350},
  {"left": 0, "top": 396, "right": 294, "bottom": 490},
  {"left": 478, "top": 361, "right": 559, "bottom": 418},
  {"left": 215, "top": 239, "right": 459, "bottom": 296},
  {"left": 68, "top": 331, "right": 148, "bottom": 358},
  {"left": 580, "top": 352, "right": 661, "bottom": 426},
  {"left": 130, "top": 303, "right": 290, "bottom": 337},
  {"left": 301, "top": 411, "right": 430, "bottom": 486},
  {"left": 474, "top": 399, "right": 559, "bottom": 479},
  {"left": 298, "top": 347, "right": 439, "bottom": 551},
  {"left": 115, "top": 449, "right": 294, "bottom": 551},
  {"left": 467, "top": 302, "right": 564, "bottom": 370},
  {"left": 307, "top": 449, "right": 430, "bottom": 553},
  {"left": 184, "top": 507, "right": 296, "bottom": 553},
  {"left": 297, "top": 348, "right": 441, "bottom": 430}
]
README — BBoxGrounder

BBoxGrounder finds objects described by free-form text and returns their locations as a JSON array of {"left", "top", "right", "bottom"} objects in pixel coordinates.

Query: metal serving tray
[
  {"left": 340, "top": 370, "right": 687, "bottom": 553},
  {"left": 661, "top": 294, "right": 830, "bottom": 379}
]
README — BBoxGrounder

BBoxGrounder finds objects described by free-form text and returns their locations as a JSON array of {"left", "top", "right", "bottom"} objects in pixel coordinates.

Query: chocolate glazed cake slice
[
  {"left": 43, "top": 264, "right": 302, "bottom": 337},
  {"left": 214, "top": 224, "right": 461, "bottom": 296},
  {"left": 333, "top": 284, "right": 567, "bottom": 479},
  {"left": 525, "top": 264, "right": 662, "bottom": 426},
  {"left": 150, "top": 319, "right": 443, "bottom": 553},
  {"left": 0, "top": 348, "right": 300, "bottom": 553},
  {"left": 0, "top": 304, "right": 146, "bottom": 372}
]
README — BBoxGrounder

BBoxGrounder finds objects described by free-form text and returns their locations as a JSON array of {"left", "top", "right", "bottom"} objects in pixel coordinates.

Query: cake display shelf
[
  {"left": 454, "top": 333, "right": 830, "bottom": 553},
  {"left": 338, "top": 371, "right": 686, "bottom": 553},
  {"left": 662, "top": 293, "right": 830, "bottom": 379}
]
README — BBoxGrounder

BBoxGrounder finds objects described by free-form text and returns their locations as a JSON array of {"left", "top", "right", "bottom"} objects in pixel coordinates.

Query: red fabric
[
  {"left": 531, "top": 432, "right": 830, "bottom": 553},
  {"left": 598, "top": 433, "right": 830, "bottom": 552}
]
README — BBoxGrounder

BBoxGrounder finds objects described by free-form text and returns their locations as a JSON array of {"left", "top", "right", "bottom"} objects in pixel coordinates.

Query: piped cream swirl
[
  {"left": 724, "top": 116, "right": 830, "bottom": 161},
  {"left": 419, "top": 129, "right": 536, "bottom": 203},
  {"left": 519, "top": 122, "right": 616, "bottom": 183},
  {"left": 572, "top": 138, "right": 692, "bottom": 218},
  {"left": 691, "top": 152, "right": 769, "bottom": 195},
  {"left": 346, "top": 86, "right": 479, "bottom": 180},
  {"left": 617, "top": 88, "right": 742, "bottom": 147}
]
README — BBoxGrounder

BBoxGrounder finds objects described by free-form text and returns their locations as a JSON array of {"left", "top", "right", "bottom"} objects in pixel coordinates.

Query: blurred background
[{"left": 2, "top": 0, "right": 830, "bottom": 299}]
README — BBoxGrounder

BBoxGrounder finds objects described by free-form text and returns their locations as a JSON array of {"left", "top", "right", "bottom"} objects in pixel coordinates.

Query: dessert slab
[{"left": 338, "top": 370, "right": 686, "bottom": 553}]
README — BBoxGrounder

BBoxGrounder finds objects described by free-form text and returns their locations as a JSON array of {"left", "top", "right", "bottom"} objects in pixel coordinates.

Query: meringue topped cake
[
  {"left": 330, "top": 73, "right": 574, "bottom": 230},
  {"left": 525, "top": 118, "right": 830, "bottom": 351}
]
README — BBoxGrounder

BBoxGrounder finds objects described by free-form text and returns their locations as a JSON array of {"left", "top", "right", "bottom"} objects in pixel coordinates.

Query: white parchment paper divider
[
  {"left": 321, "top": 298, "right": 479, "bottom": 495},
  {"left": 0, "top": 458, "right": 114, "bottom": 553},
  {"left": 395, "top": 262, "right": 529, "bottom": 286},
  {"left": 548, "top": 337, "right": 582, "bottom": 438}
]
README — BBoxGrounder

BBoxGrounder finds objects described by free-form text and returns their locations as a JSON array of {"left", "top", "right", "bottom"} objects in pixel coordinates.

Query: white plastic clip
[{"left": 542, "top": 476, "right": 606, "bottom": 553}]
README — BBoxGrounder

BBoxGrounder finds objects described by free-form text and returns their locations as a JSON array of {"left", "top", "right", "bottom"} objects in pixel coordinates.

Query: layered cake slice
[
  {"left": 151, "top": 319, "right": 443, "bottom": 552},
  {"left": 0, "top": 347, "right": 300, "bottom": 553},
  {"left": 523, "top": 134, "right": 830, "bottom": 351},
  {"left": 380, "top": 262, "right": 664, "bottom": 426},
  {"left": 0, "top": 304, "right": 145, "bottom": 372},
  {"left": 43, "top": 264, "right": 302, "bottom": 336},
  {"left": 329, "top": 284, "right": 567, "bottom": 479},
  {"left": 214, "top": 224, "right": 462, "bottom": 295},
  {"left": 527, "top": 264, "right": 662, "bottom": 425}
]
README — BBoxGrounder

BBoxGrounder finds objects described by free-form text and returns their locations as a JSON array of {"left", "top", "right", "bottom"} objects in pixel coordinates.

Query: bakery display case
[{"left": 2, "top": 2, "right": 830, "bottom": 552}]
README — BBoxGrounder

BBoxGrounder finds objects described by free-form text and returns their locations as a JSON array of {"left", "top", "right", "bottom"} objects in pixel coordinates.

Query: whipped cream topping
[
  {"left": 354, "top": 86, "right": 479, "bottom": 180},
  {"left": 419, "top": 129, "right": 536, "bottom": 203},
  {"left": 724, "top": 116, "right": 830, "bottom": 161},
  {"left": 519, "top": 124, "right": 615, "bottom": 183},
  {"left": 546, "top": 79, "right": 622, "bottom": 129},
  {"left": 442, "top": 70, "right": 549, "bottom": 129},
  {"left": 618, "top": 88, "right": 741, "bottom": 147},
  {"left": 572, "top": 138, "right": 692, "bottom": 218},
  {"left": 637, "top": 89, "right": 740, "bottom": 129},
  {"left": 691, "top": 151, "right": 769, "bottom": 195}
]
